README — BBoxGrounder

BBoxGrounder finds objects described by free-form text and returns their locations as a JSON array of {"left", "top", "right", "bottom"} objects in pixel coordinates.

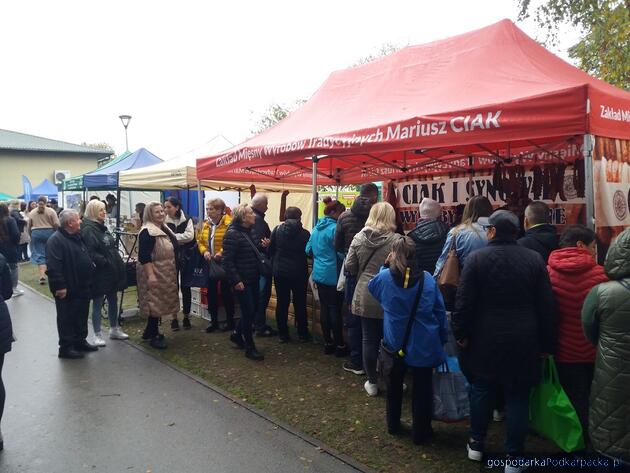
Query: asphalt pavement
[{"left": 0, "top": 284, "right": 364, "bottom": 473}]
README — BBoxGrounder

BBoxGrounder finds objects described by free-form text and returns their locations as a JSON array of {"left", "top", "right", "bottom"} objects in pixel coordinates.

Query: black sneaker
[
  {"left": 150, "top": 334, "right": 167, "bottom": 349},
  {"left": 171, "top": 319, "right": 180, "bottom": 331},
  {"left": 278, "top": 335, "right": 291, "bottom": 344},
  {"left": 297, "top": 333, "right": 312, "bottom": 343},
  {"left": 335, "top": 345, "right": 349, "bottom": 357},
  {"left": 467, "top": 438, "right": 483, "bottom": 462},
  {"left": 182, "top": 317, "right": 192, "bottom": 330},
  {"left": 324, "top": 344, "right": 336, "bottom": 355},
  {"left": 256, "top": 326, "right": 277, "bottom": 337},
  {"left": 245, "top": 347, "right": 264, "bottom": 361},
  {"left": 342, "top": 361, "right": 365, "bottom": 375},
  {"left": 230, "top": 332, "right": 245, "bottom": 349},
  {"left": 205, "top": 324, "right": 218, "bottom": 333}
]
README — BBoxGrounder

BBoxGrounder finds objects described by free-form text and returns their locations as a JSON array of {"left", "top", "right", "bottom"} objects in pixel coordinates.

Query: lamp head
[{"left": 119, "top": 114, "right": 132, "bottom": 128}]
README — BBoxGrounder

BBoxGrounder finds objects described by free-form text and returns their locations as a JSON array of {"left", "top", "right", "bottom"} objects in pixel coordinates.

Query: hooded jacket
[
  {"left": 452, "top": 238, "right": 555, "bottom": 391},
  {"left": 547, "top": 247, "right": 607, "bottom": 363},
  {"left": 269, "top": 218, "right": 310, "bottom": 280},
  {"left": 306, "top": 216, "right": 342, "bottom": 286},
  {"left": 582, "top": 228, "right": 630, "bottom": 464},
  {"left": 81, "top": 218, "right": 127, "bottom": 297},
  {"left": 334, "top": 196, "right": 373, "bottom": 254},
  {"left": 517, "top": 224, "right": 559, "bottom": 262},
  {"left": 345, "top": 228, "right": 402, "bottom": 318},
  {"left": 408, "top": 219, "right": 449, "bottom": 274},
  {"left": 369, "top": 266, "right": 447, "bottom": 368}
]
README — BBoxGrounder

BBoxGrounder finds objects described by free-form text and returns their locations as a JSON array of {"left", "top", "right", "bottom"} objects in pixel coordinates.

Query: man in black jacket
[
  {"left": 408, "top": 198, "right": 448, "bottom": 274},
  {"left": 517, "top": 201, "right": 558, "bottom": 262},
  {"left": 452, "top": 210, "right": 554, "bottom": 464},
  {"left": 46, "top": 210, "right": 97, "bottom": 359},
  {"left": 334, "top": 183, "right": 378, "bottom": 375},
  {"left": 249, "top": 193, "right": 276, "bottom": 337}
]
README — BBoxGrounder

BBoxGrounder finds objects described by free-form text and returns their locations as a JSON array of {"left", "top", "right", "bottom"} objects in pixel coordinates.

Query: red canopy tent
[{"left": 197, "top": 19, "right": 630, "bottom": 228}]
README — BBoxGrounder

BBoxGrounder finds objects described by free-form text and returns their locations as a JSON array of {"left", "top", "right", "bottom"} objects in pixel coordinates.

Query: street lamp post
[{"left": 118, "top": 114, "right": 132, "bottom": 151}]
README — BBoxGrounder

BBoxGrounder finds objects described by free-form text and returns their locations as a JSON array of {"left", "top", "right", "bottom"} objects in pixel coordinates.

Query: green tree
[
  {"left": 352, "top": 42, "right": 403, "bottom": 66},
  {"left": 518, "top": 0, "right": 630, "bottom": 89}
]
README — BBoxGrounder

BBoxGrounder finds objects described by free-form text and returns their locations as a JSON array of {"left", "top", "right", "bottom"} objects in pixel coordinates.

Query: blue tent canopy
[
  {"left": 63, "top": 148, "right": 162, "bottom": 190},
  {"left": 18, "top": 178, "right": 58, "bottom": 200}
]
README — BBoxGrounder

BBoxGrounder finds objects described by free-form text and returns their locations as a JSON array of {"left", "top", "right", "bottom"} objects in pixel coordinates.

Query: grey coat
[{"left": 345, "top": 228, "right": 401, "bottom": 318}]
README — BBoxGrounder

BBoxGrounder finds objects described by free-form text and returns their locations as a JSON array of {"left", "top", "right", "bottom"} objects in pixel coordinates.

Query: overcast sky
[{"left": 0, "top": 0, "right": 579, "bottom": 159}]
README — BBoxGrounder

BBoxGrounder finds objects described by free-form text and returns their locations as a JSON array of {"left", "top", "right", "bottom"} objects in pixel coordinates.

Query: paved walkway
[{"left": 0, "top": 285, "right": 363, "bottom": 473}]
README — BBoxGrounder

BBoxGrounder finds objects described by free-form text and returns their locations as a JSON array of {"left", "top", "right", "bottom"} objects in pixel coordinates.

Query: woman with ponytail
[{"left": 368, "top": 236, "right": 448, "bottom": 444}]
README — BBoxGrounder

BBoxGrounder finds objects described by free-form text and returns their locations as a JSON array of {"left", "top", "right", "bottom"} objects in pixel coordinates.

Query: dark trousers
[
  {"left": 317, "top": 284, "right": 344, "bottom": 347},
  {"left": 207, "top": 278, "right": 235, "bottom": 329},
  {"left": 55, "top": 297, "right": 90, "bottom": 350},
  {"left": 361, "top": 317, "right": 383, "bottom": 384},
  {"left": 274, "top": 275, "right": 308, "bottom": 338},
  {"left": 344, "top": 275, "right": 362, "bottom": 366},
  {"left": 179, "top": 269, "right": 191, "bottom": 316},
  {"left": 235, "top": 280, "right": 260, "bottom": 347},
  {"left": 0, "top": 354, "right": 5, "bottom": 425},
  {"left": 386, "top": 359, "right": 434, "bottom": 443},
  {"left": 557, "top": 362, "right": 594, "bottom": 444},
  {"left": 255, "top": 275, "right": 272, "bottom": 331},
  {"left": 19, "top": 243, "right": 29, "bottom": 261},
  {"left": 470, "top": 380, "right": 529, "bottom": 455}
]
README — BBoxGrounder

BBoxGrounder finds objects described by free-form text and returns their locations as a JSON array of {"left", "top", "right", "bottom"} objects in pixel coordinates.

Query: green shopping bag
[{"left": 529, "top": 356, "right": 585, "bottom": 452}]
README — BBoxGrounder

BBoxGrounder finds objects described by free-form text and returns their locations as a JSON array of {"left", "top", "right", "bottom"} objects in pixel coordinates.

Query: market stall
[{"left": 196, "top": 19, "right": 630, "bottom": 253}]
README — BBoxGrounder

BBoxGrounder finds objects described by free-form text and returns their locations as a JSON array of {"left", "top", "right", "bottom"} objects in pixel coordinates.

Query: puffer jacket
[
  {"left": 369, "top": 266, "right": 448, "bottom": 368},
  {"left": 269, "top": 218, "right": 310, "bottom": 280},
  {"left": 345, "top": 228, "right": 402, "bottom": 318},
  {"left": 80, "top": 218, "right": 127, "bottom": 297},
  {"left": 452, "top": 238, "right": 555, "bottom": 391},
  {"left": 222, "top": 222, "right": 260, "bottom": 287},
  {"left": 517, "top": 224, "right": 559, "bottom": 263},
  {"left": 433, "top": 223, "right": 487, "bottom": 277},
  {"left": 306, "top": 216, "right": 342, "bottom": 286},
  {"left": 582, "top": 228, "right": 630, "bottom": 464},
  {"left": 197, "top": 214, "right": 232, "bottom": 256},
  {"left": 0, "top": 253, "right": 14, "bottom": 354},
  {"left": 547, "top": 247, "right": 608, "bottom": 363},
  {"left": 334, "top": 196, "right": 373, "bottom": 254},
  {"left": 408, "top": 219, "right": 449, "bottom": 274},
  {"left": 250, "top": 208, "right": 271, "bottom": 255}
]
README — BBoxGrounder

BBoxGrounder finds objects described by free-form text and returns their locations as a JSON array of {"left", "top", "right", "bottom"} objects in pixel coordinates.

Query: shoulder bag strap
[
  {"left": 240, "top": 231, "right": 264, "bottom": 259},
  {"left": 358, "top": 247, "right": 379, "bottom": 277},
  {"left": 618, "top": 279, "right": 630, "bottom": 292},
  {"left": 398, "top": 272, "right": 425, "bottom": 357}
]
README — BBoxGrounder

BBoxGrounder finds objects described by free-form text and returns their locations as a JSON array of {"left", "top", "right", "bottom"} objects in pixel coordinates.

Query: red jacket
[{"left": 547, "top": 247, "right": 608, "bottom": 363}]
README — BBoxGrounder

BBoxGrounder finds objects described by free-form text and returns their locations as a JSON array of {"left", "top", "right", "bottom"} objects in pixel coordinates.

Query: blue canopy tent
[{"left": 18, "top": 178, "right": 58, "bottom": 200}]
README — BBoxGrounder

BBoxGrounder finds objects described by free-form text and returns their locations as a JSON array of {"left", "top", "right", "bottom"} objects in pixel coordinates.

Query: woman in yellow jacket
[{"left": 197, "top": 198, "right": 234, "bottom": 332}]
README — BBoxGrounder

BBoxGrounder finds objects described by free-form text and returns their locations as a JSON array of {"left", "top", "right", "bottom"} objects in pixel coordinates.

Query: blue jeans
[
  {"left": 255, "top": 275, "right": 272, "bottom": 331},
  {"left": 92, "top": 292, "right": 119, "bottom": 333},
  {"left": 469, "top": 380, "right": 529, "bottom": 455},
  {"left": 235, "top": 280, "right": 260, "bottom": 347}
]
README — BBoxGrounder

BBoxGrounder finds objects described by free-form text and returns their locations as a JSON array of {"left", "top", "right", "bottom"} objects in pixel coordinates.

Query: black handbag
[
  {"left": 181, "top": 248, "right": 208, "bottom": 288},
  {"left": 377, "top": 272, "right": 425, "bottom": 387},
  {"left": 207, "top": 258, "right": 227, "bottom": 280},
  {"left": 241, "top": 232, "right": 272, "bottom": 278}
]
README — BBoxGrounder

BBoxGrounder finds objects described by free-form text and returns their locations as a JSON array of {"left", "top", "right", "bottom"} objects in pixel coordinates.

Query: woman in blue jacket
[
  {"left": 369, "top": 236, "right": 447, "bottom": 445},
  {"left": 306, "top": 197, "right": 347, "bottom": 355}
]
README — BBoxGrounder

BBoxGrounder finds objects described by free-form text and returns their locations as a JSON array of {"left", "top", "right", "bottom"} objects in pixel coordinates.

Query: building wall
[{"left": 0, "top": 151, "right": 105, "bottom": 196}]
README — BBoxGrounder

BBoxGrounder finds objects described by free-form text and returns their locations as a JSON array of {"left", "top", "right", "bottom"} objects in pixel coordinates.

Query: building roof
[{"left": 0, "top": 128, "right": 113, "bottom": 156}]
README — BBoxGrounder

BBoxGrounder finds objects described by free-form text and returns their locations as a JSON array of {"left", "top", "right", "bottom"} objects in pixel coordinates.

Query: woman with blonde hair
[
  {"left": 81, "top": 199, "right": 128, "bottom": 345},
  {"left": 345, "top": 202, "right": 402, "bottom": 396},
  {"left": 137, "top": 202, "right": 179, "bottom": 349},
  {"left": 197, "top": 198, "right": 234, "bottom": 333}
]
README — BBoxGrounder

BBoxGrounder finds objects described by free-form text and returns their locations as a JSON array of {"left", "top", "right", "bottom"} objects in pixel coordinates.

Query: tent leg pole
[
  {"left": 115, "top": 187, "right": 121, "bottom": 229},
  {"left": 197, "top": 183, "right": 203, "bottom": 228},
  {"left": 312, "top": 156, "right": 319, "bottom": 228},
  {"left": 583, "top": 134, "right": 595, "bottom": 230}
]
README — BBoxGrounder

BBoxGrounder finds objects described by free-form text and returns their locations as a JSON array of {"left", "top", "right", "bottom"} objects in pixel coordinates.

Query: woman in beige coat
[
  {"left": 137, "top": 202, "right": 179, "bottom": 349},
  {"left": 345, "top": 202, "right": 402, "bottom": 396}
]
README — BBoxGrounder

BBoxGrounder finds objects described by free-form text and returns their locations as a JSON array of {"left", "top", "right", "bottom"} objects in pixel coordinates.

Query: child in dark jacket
[{"left": 368, "top": 236, "right": 447, "bottom": 444}]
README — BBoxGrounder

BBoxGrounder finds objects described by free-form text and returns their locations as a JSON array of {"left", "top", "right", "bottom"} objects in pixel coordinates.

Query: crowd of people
[{"left": 0, "top": 185, "right": 628, "bottom": 469}]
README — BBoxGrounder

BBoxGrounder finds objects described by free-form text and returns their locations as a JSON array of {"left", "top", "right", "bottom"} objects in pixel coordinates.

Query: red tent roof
[{"left": 198, "top": 19, "right": 630, "bottom": 185}]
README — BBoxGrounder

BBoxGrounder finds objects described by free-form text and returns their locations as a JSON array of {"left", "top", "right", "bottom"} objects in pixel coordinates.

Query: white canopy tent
[{"left": 118, "top": 135, "right": 311, "bottom": 193}]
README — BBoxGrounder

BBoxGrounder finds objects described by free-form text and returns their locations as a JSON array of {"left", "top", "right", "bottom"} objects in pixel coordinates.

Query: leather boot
[{"left": 245, "top": 344, "right": 264, "bottom": 361}]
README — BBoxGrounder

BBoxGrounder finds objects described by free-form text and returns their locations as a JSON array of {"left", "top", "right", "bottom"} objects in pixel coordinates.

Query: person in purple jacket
[{"left": 369, "top": 236, "right": 447, "bottom": 445}]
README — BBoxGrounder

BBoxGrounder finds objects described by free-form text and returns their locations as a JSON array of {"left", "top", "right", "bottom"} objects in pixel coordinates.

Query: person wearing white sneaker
[
  {"left": 364, "top": 380, "right": 378, "bottom": 397},
  {"left": 81, "top": 201, "right": 129, "bottom": 349}
]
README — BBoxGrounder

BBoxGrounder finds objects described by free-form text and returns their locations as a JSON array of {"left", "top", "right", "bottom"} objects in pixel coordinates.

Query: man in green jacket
[{"left": 582, "top": 227, "right": 630, "bottom": 466}]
